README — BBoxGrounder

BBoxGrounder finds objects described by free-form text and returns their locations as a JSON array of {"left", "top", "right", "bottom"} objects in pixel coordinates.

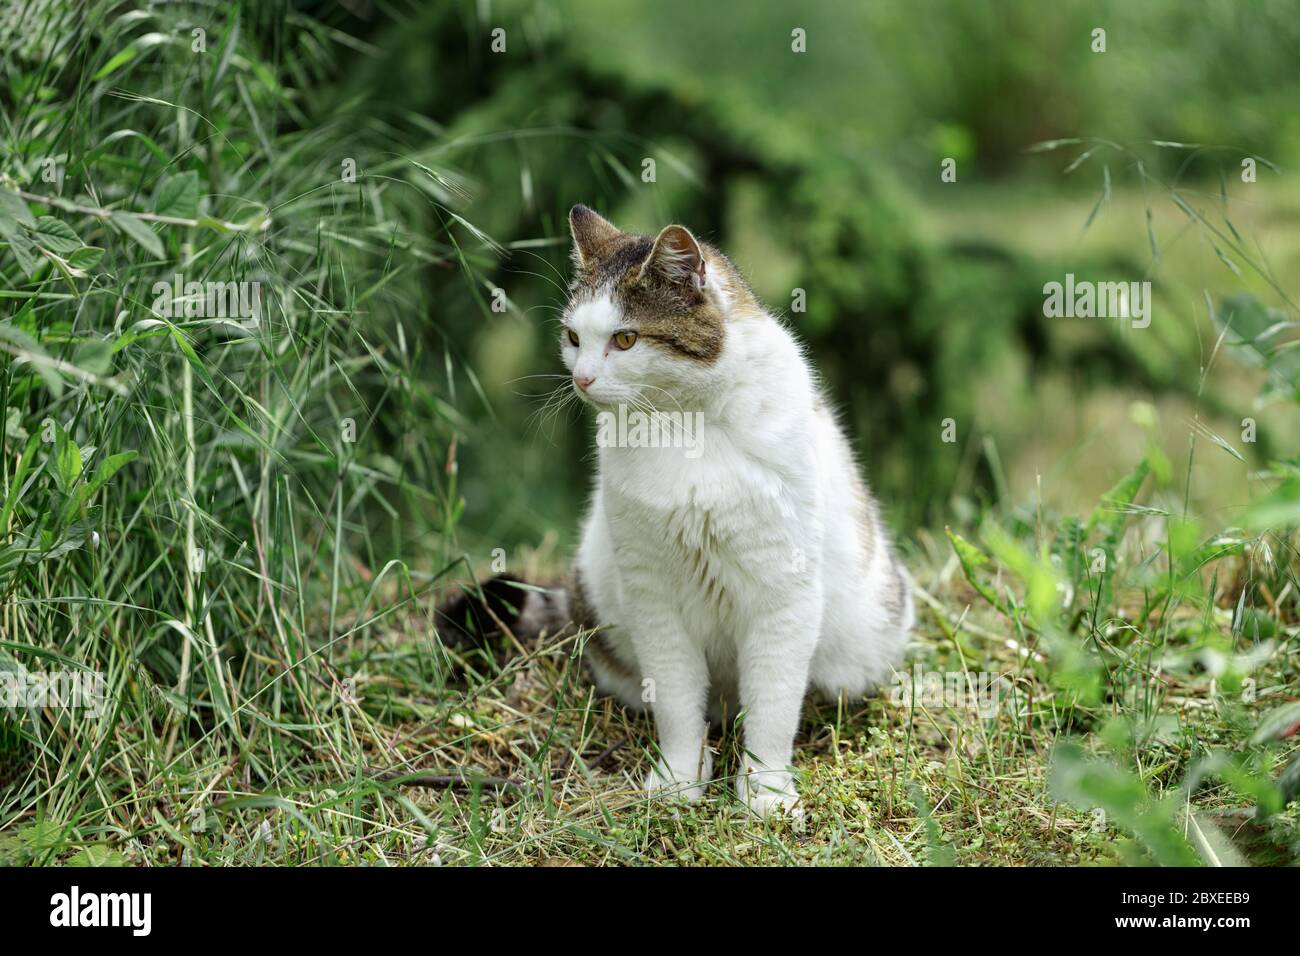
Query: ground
[{"left": 14, "top": 534, "right": 1280, "bottom": 869}]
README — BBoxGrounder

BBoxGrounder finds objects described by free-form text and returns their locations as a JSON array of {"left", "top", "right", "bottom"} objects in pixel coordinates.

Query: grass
[
  {"left": 8, "top": 519, "right": 1294, "bottom": 867},
  {"left": 1, "top": 1, "right": 1298, "bottom": 867},
  {"left": 3, "top": 462, "right": 1297, "bottom": 866}
]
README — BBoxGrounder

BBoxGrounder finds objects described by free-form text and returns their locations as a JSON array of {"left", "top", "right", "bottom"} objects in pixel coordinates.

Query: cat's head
[{"left": 559, "top": 205, "right": 754, "bottom": 410}]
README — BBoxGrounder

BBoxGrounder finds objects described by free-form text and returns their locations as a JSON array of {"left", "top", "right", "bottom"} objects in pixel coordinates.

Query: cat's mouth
[{"left": 571, "top": 382, "right": 622, "bottom": 409}]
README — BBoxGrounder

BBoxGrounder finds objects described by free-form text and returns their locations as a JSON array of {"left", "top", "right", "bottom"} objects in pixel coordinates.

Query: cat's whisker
[
  {"left": 628, "top": 382, "right": 690, "bottom": 417},
  {"left": 619, "top": 390, "right": 692, "bottom": 444},
  {"left": 508, "top": 373, "right": 572, "bottom": 383},
  {"left": 507, "top": 372, "right": 574, "bottom": 396},
  {"left": 536, "top": 383, "right": 588, "bottom": 437},
  {"left": 509, "top": 247, "right": 571, "bottom": 293},
  {"left": 537, "top": 388, "right": 577, "bottom": 430},
  {"left": 511, "top": 271, "right": 569, "bottom": 298},
  {"left": 523, "top": 381, "right": 577, "bottom": 438}
]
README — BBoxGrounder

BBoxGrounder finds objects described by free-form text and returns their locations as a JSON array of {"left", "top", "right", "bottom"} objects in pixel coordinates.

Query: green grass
[
  {"left": 1, "top": 1, "right": 1298, "bottom": 867},
  {"left": 8, "top": 519, "right": 1295, "bottom": 867}
]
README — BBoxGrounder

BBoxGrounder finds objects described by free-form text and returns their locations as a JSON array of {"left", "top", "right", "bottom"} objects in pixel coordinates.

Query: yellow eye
[
  {"left": 566, "top": 328, "right": 579, "bottom": 347},
  {"left": 613, "top": 330, "right": 638, "bottom": 350}
]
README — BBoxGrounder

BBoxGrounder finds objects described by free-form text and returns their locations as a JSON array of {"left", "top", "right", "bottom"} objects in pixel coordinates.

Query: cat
[{"left": 442, "top": 205, "right": 913, "bottom": 817}]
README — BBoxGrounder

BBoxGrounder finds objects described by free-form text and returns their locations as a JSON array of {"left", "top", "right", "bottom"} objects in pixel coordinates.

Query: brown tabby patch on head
[
  {"left": 610, "top": 243, "right": 729, "bottom": 363},
  {"left": 570, "top": 233, "right": 654, "bottom": 292},
  {"left": 567, "top": 205, "right": 762, "bottom": 365}
]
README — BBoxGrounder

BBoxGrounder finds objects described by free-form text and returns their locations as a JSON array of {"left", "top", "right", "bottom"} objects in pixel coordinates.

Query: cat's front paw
[
  {"left": 735, "top": 763, "right": 802, "bottom": 819},
  {"left": 643, "top": 750, "right": 713, "bottom": 802}
]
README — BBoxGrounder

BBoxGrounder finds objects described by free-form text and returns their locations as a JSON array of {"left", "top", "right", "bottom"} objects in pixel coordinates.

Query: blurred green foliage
[{"left": 306, "top": 0, "right": 1300, "bottom": 540}]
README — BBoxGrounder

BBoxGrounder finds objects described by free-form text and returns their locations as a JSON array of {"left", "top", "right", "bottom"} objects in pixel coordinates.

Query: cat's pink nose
[{"left": 574, "top": 374, "right": 595, "bottom": 392}]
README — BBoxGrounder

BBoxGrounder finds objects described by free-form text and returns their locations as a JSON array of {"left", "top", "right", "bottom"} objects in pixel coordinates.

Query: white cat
[{"left": 444, "top": 205, "right": 913, "bottom": 817}]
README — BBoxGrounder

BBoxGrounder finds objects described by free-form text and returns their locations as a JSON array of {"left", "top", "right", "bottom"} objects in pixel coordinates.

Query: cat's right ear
[{"left": 569, "top": 204, "right": 621, "bottom": 269}]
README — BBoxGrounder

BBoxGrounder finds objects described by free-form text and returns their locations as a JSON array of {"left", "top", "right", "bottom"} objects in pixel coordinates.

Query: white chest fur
[{"left": 596, "top": 419, "right": 821, "bottom": 644}]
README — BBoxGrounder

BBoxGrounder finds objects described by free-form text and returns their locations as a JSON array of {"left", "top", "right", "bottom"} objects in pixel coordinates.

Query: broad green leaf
[
  {"left": 29, "top": 216, "right": 82, "bottom": 254},
  {"left": 74, "top": 339, "right": 114, "bottom": 376},
  {"left": 68, "top": 246, "right": 104, "bottom": 270},
  {"left": 1, "top": 227, "right": 43, "bottom": 276},
  {"left": 155, "top": 170, "right": 199, "bottom": 220},
  {"left": 110, "top": 212, "right": 163, "bottom": 258},
  {"left": 0, "top": 189, "right": 35, "bottom": 227}
]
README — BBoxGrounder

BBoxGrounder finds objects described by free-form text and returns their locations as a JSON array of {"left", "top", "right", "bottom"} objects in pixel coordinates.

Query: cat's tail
[{"left": 435, "top": 573, "right": 581, "bottom": 650}]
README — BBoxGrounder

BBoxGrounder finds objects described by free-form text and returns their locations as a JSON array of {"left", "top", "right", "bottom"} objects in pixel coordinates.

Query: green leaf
[
  {"left": 110, "top": 212, "right": 163, "bottom": 258},
  {"left": 1085, "top": 458, "right": 1149, "bottom": 537},
  {"left": 983, "top": 522, "right": 1063, "bottom": 624},
  {"left": 1, "top": 227, "right": 43, "bottom": 276},
  {"left": 945, "top": 527, "right": 1001, "bottom": 609},
  {"left": 54, "top": 426, "right": 84, "bottom": 490},
  {"left": 74, "top": 339, "right": 114, "bottom": 376},
  {"left": 1241, "top": 478, "right": 1300, "bottom": 531},
  {"left": 68, "top": 246, "right": 104, "bottom": 270},
  {"left": 83, "top": 450, "right": 138, "bottom": 500},
  {"left": 213, "top": 6, "right": 241, "bottom": 88},
  {"left": 29, "top": 216, "right": 82, "bottom": 254},
  {"left": 155, "top": 170, "right": 199, "bottom": 220},
  {"left": 93, "top": 45, "right": 138, "bottom": 81},
  {"left": 0, "top": 196, "right": 42, "bottom": 275},
  {"left": 0, "top": 433, "right": 41, "bottom": 530},
  {"left": 1185, "top": 812, "right": 1248, "bottom": 867},
  {"left": 65, "top": 449, "right": 137, "bottom": 522},
  {"left": 92, "top": 31, "right": 171, "bottom": 81},
  {"left": 0, "top": 189, "right": 35, "bottom": 227},
  {"left": 66, "top": 845, "right": 129, "bottom": 867}
]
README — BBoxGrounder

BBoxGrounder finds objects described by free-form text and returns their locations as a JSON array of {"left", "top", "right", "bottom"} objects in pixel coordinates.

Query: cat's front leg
[
  {"left": 734, "top": 584, "right": 822, "bottom": 818},
  {"left": 629, "top": 605, "right": 713, "bottom": 802}
]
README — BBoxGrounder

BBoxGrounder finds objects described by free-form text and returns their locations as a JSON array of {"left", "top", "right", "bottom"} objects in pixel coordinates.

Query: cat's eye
[
  {"left": 612, "top": 330, "right": 638, "bottom": 350},
  {"left": 565, "top": 328, "right": 579, "bottom": 347}
]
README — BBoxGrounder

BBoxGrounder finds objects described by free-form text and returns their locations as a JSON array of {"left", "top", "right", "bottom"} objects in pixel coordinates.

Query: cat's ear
[
  {"left": 638, "top": 224, "right": 706, "bottom": 290},
  {"left": 568, "top": 204, "right": 622, "bottom": 268}
]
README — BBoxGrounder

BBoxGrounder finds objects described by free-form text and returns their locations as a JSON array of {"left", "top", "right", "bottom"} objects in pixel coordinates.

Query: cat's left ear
[
  {"left": 569, "top": 204, "right": 622, "bottom": 269},
  {"left": 638, "top": 224, "right": 706, "bottom": 290}
]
